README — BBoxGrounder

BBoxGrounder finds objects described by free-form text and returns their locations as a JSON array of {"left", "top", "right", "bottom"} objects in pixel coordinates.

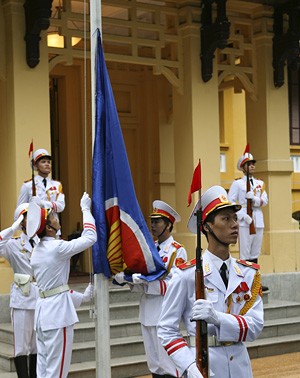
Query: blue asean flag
[{"left": 92, "top": 30, "right": 166, "bottom": 281}]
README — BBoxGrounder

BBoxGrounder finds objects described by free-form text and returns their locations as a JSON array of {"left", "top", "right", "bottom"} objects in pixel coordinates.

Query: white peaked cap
[
  {"left": 14, "top": 203, "right": 29, "bottom": 221},
  {"left": 237, "top": 152, "right": 256, "bottom": 171},
  {"left": 26, "top": 202, "right": 51, "bottom": 238},
  {"left": 150, "top": 200, "right": 181, "bottom": 223},
  {"left": 32, "top": 149, "right": 52, "bottom": 165},
  {"left": 187, "top": 185, "right": 241, "bottom": 234}
]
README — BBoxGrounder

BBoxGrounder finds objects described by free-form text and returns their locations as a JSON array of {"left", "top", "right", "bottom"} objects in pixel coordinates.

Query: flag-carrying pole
[
  {"left": 90, "top": 3, "right": 111, "bottom": 378},
  {"left": 194, "top": 161, "right": 209, "bottom": 377},
  {"left": 188, "top": 161, "right": 209, "bottom": 377}
]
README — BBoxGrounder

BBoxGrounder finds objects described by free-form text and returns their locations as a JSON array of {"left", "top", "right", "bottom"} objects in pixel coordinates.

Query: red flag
[
  {"left": 243, "top": 143, "right": 250, "bottom": 154},
  {"left": 187, "top": 161, "right": 201, "bottom": 206},
  {"left": 28, "top": 140, "right": 34, "bottom": 157}
]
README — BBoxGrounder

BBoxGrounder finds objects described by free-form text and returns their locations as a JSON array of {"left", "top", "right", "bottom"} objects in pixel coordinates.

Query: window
[
  {"left": 220, "top": 153, "right": 226, "bottom": 172},
  {"left": 291, "top": 155, "right": 300, "bottom": 172},
  {"left": 288, "top": 67, "right": 300, "bottom": 145}
]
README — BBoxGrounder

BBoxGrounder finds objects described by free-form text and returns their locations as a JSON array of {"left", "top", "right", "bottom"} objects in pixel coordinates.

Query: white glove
[
  {"left": 246, "top": 191, "right": 254, "bottom": 200},
  {"left": 32, "top": 196, "right": 43, "bottom": 207},
  {"left": 41, "top": 200, "right": 53, "bottom": 209},
  {"left": 191, "top": 299, "right": 220, "bottom": 326},
  {"left": 114, "top": 272, "right": 126, "bottom": 284},
  {"left": 12, "top": 214, "right": 24, "bottom": 232},
  {"left": 80, "top": 192, "right": 91, "bottom": 211},
  {"left": 252, "top": 196, "right": 261, "bottom": 207},
  {"left": 82, "top": 283, "right": 94, "bottom": 302},
  {"left": 186, "top": 362, "right": 204, "bottom": 378},
  {"left": 246, "top": 191, "right": 261, "bottom": 207},
  {"left": 132, "top": 273, "right": 144, "bottom": 284},
  {"left": 243, "top": 214, "right": 253, "bottom": 225}
]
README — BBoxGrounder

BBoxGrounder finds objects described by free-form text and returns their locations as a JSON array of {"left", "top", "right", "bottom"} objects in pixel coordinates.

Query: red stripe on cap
[
  {"left": 202, "top": 196, "right": 230, "bottom": 221},
  {"left": 34, "top": 153, "right": 51, "bottom": 164},
  {"left": 152, "top": 209, "right": 175, "bottom": 224},
  {"left": 37, "top": 208, "right": 48, "bottom": 235}
]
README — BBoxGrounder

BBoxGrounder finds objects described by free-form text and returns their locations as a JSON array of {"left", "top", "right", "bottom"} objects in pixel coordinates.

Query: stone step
[
  {"left": 0, "top": 343, "right": 14, "bottom": 373},
  {"left": 71, "top": 335, "right": 145, "bottom": 363},
  {"left": 263, "top": 300, "right": 300, "bottom": 321},
  {"left": 69, "top": 282, "right": 142, "bottom": 305},
  {"left": 77, "top": 301, "right": 140, "bottom": 323},
  {"left": 0, "top": 315, "right": 142, "bottom": 346},
  {"left": 247, "top": 333, "right": 300, "bottom": 359},
  {"left": 67, "top": 355, "right": 149, "bottom": 378},
  {"left": 260, "top": 316, "right": 300, "bottom": 339}
]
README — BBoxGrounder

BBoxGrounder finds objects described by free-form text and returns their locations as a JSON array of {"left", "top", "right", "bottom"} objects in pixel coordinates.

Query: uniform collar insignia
[
  {"left": 204, "top": 262, "right": 212, "bottom": 275},
  {"left": 233, "top": 263, "right": 243, "bottom": 276}
]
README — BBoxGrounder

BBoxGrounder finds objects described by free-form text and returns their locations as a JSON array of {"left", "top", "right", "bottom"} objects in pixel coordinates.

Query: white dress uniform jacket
[
  {"left": 157, "top": 250, "right": 264, "bottom": 378},
  {"left": 132, "top": 235, "right": 187, "bottom": 326},
  {"left": 30, "top": 211, "right": 96, "bottom": 331},
  {"left": 17, "top": 175, "right": 65, "bottom": 213},
  {"left": 0, "top": 229, "right": 38, "bottom": 309},
  {"left": 131, "top": 235, "right": 187, "bottom": 376},
  {"left": 0, "top": 228, "right": 38, "bottom": 356},
  {"left": 228, "top": 176, "right": 268, "bottom": 228}
]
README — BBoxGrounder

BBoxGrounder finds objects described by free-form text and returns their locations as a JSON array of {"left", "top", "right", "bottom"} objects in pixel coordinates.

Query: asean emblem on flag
[{"left": 105, "top": 198, "right": 157, "bottom": 276}]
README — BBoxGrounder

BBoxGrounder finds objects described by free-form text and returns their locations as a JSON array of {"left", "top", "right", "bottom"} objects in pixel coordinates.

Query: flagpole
[{"left": 90, "top": 2, "right": 111, "bottom": 378}]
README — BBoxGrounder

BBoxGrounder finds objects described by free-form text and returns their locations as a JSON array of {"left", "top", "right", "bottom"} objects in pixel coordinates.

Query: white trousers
[
  {"left": 11, "top": 308, "right": 37, "bottom": 356},
  {"left": 239, "top": 227, "right": 264, "bottom": 260},
  {"left": 141, "top": 324, "right": 178, "bottom": 376},
  {"left": 36, "top": 322, "right": 74, "bottom": 378}
]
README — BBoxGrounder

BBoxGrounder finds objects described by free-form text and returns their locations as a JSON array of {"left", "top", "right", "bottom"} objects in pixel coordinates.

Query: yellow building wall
[{"left": 0, "top": 0, "right": 51, "bottom": 293}]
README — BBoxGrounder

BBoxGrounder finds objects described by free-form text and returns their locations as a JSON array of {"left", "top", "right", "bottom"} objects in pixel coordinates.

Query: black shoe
[{"left": 262, "top": 285, "right": 269, "bottom": 292}]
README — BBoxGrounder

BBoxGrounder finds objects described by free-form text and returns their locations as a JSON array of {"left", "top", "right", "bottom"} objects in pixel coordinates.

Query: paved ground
[{"left": 138, "top": 351, "right": 300, "bottom": 377}]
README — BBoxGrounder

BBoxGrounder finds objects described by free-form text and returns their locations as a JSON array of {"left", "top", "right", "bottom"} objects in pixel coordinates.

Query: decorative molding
[
  {"left": 48, "top": 0, "right": 184, "bottom": 93},
  {"left": 272, "top": 0, "right": 300, "bottom": 88},
  {"left": 200, "top": 0, "right": 230, "bottom": 82},
  {"left": 24, "top": 0, "right": 53, "bottom": 68}
]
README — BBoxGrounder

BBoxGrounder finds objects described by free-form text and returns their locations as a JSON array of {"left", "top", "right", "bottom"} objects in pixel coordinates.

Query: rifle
[
  {"left": 31, "top": 155, "right": 36, "bottom": 197},
  {"left": 195, "top": 188, "right": 209, "bottom": 377},
  {"left": 246, "top": 162, "right": 256, "bottom": 235},
  {"left": 29, "top": 140, "right": 36, "bottom": 196}
]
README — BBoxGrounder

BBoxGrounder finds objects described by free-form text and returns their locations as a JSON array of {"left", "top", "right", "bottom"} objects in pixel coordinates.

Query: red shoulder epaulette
[
  {"left": 178, "top": 258, "right": 196, "bottom": 270},
  {"left": 24, "top": 178, "right": 32, "bottom": 183},
  {"left": 172, "top": 241, "right": 183, "bottom": 249},
  {"left": 236, "top": 259, "right": 260, "bottom": 270}
]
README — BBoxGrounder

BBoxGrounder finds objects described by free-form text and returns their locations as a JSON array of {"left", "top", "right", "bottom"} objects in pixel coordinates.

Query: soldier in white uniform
[
  {"left": 228, "top": 152, "right": 268, "bottom": 264},
  {"left": 17, "top": 149, "right": 65, "bottom": 213},
  {"left": 115, "top": 201, "right": 187, "bottom": 378},
  {"left": 157, "top": 186, "right": 264, "bottom": 378},
  {"left": 27, "top": 192, "right": 97, "bottom": 378},
  {"left": 0, "top": 204, "right": 39, "bottom": 378}
]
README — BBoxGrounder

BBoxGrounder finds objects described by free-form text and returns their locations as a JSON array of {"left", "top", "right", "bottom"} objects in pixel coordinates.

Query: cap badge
[{"left": 219, "top": 194, "right": 228, "bottom": 203}]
